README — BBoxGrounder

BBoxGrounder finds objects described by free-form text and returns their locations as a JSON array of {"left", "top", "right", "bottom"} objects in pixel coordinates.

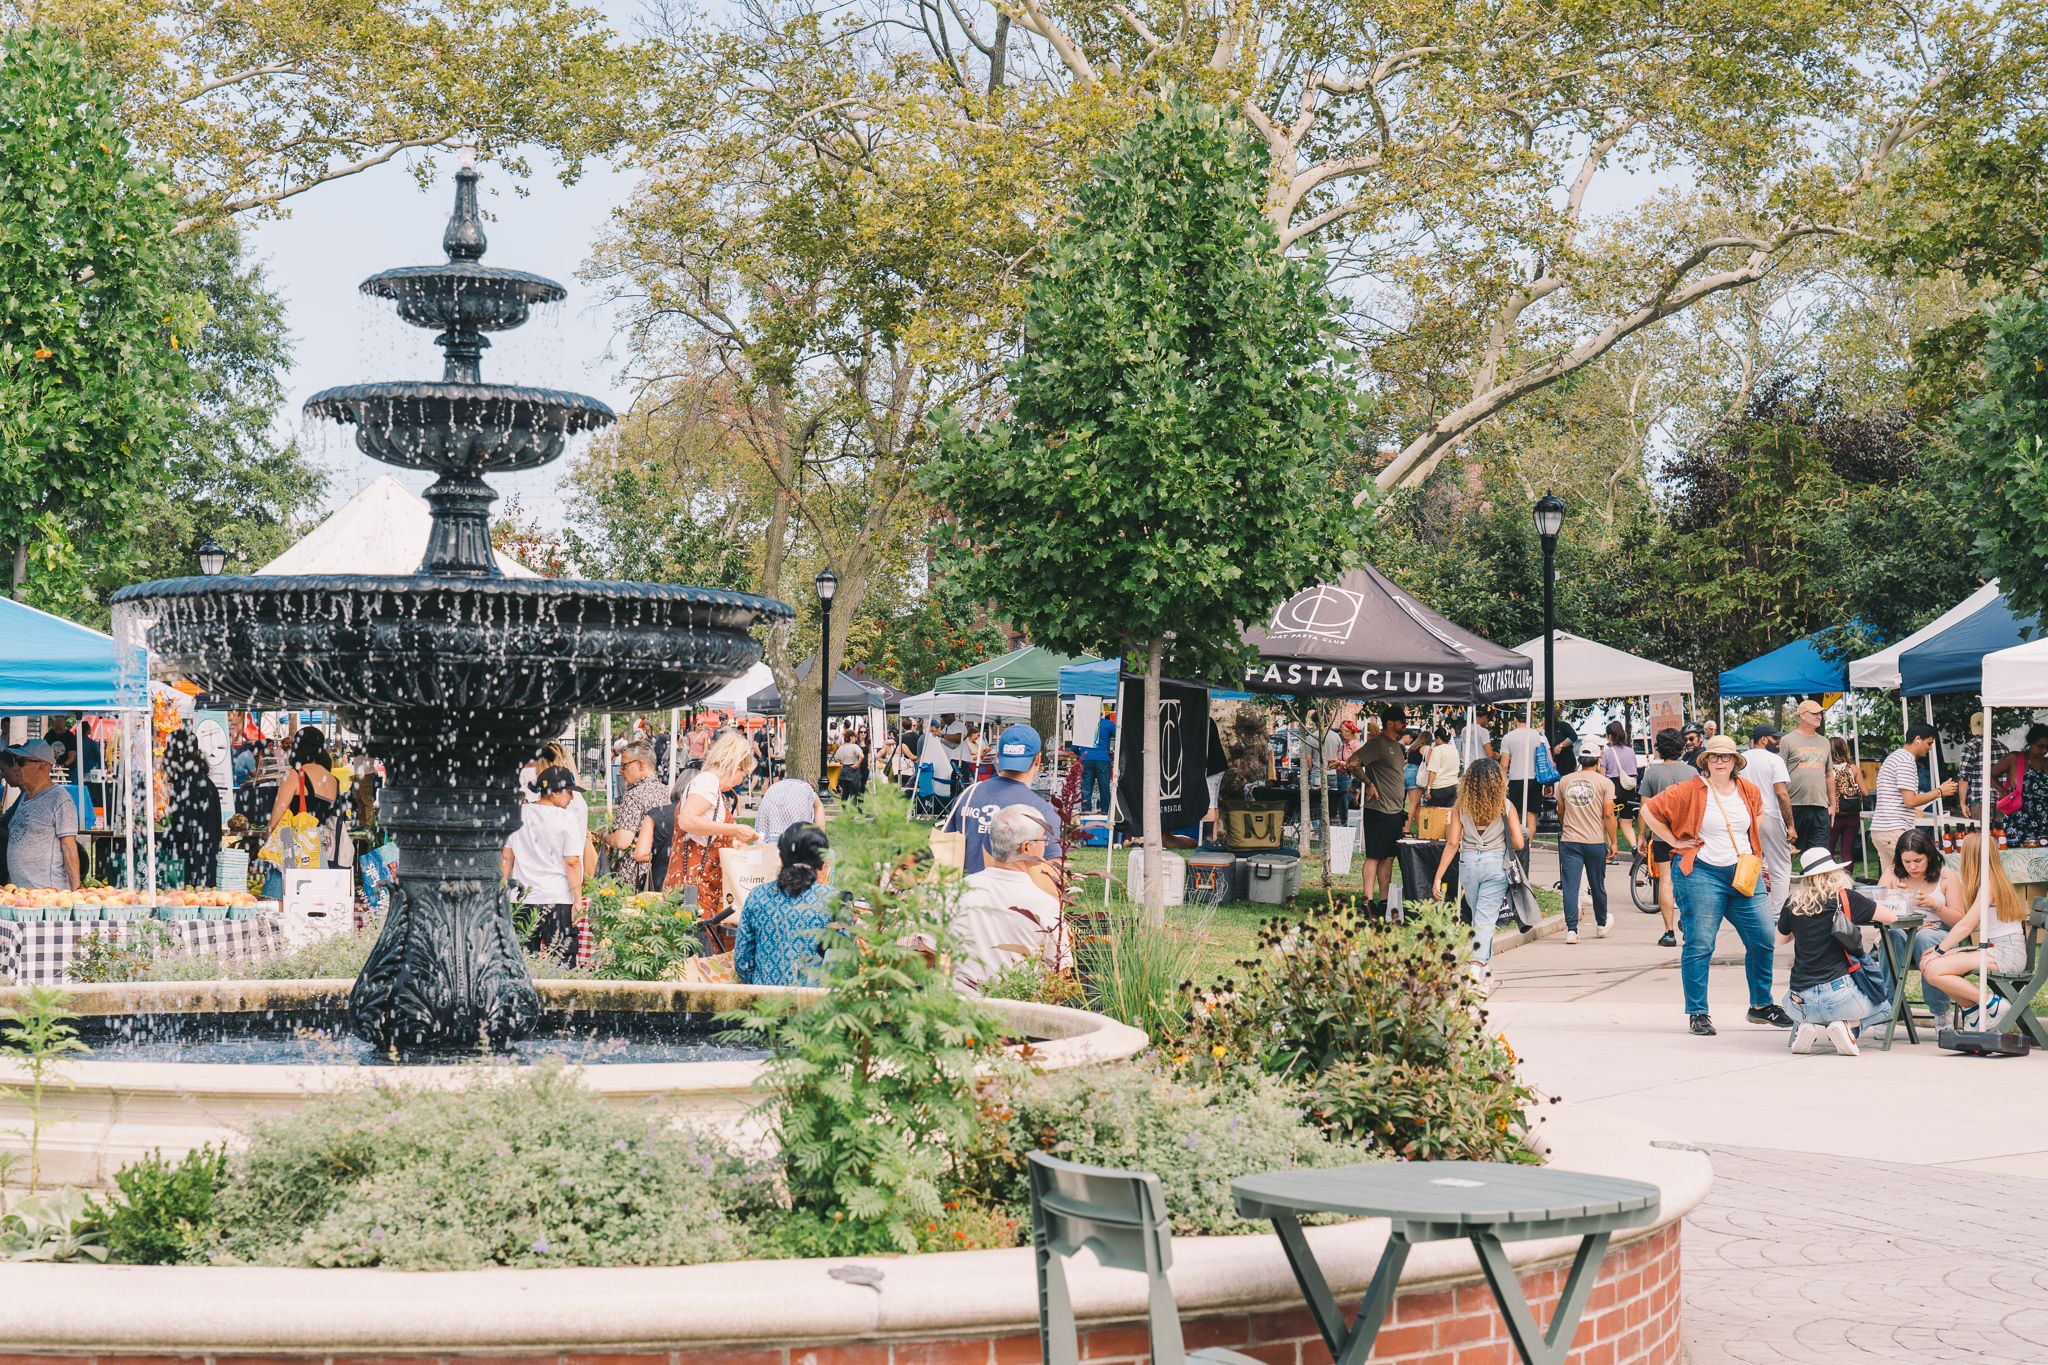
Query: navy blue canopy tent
[
  {"left": 1898, "top": 595, "right": 2045, "bottom": 697},
  {"left": 1717, "top": 637, "right": 1847, "bottom": 699}
]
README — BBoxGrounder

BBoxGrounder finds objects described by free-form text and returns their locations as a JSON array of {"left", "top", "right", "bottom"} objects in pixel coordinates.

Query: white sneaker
[
  {"left": 1565, "top": 930, "right": 1579, "bottom": 944},
  {"left": 1596, "top": 922, "right": 1610, "bottom": 938},
  {"left": 1825, "top": 1021, "right": 1860, "bottom": 1057},
  {"left": 1982, "top": 996, "right": 2009, "bottom": 1028},
  {"left": 1789, "top": 1023, "right": 1824, "bottom": 1054}
]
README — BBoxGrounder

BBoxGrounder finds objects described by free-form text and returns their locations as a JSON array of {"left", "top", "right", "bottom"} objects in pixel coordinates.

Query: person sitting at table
[
  {"left": 1777, "top": 847, "right": 1902, "bottom": 1055},
  {"left": 1921, "top": 833, "right": 2033, "bottom": 1031},
  {"left": 1877, "top": 827, "right": 1964, "bottom": 1031},
  {"left": 1429, "top": 756, "right": 1526, "bottom": 981}
]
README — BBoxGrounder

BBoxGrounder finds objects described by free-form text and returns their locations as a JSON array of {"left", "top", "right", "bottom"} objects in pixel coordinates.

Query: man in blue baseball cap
[{"left": 941, "top": 723, "right": 1064, "bottom": 875}]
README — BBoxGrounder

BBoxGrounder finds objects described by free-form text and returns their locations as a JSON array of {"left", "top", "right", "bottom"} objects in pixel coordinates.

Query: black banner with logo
[{"left": 1114, "top": 674, "right": 1210, "bottom": 833}]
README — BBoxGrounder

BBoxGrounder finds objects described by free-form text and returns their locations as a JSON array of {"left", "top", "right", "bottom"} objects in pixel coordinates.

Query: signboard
[
  {"left": 282, "top": 867, "right": 353, "bottom": 947},
  {"left": 1648, "top": 694, "right": 1686, "bottom": 740}
]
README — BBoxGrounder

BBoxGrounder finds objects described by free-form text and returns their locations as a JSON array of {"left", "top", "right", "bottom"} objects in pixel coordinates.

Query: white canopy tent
[
  {"left": 695, "top": 662, "right": 774, "bottom": 714},
  {"left": 898, "top": 690, "right": 1031, "bottom": 722},
  {"left": 1848, "top": 579, "right": 2003, "bottom": 689},
  {"left": 1968, "top": 635, "right": 2048, "bottom": 1047},
  {"left": 1508, "top": 631, "right": 1695, "bottom": 703},
  {"left": 259, "top": 474, "right": 538, "bottom": 579}
]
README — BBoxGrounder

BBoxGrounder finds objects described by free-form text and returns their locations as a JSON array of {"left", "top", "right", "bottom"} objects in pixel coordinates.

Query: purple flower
[{"left": 532, "top": 1236, "right": 550, "bottom": 1254}]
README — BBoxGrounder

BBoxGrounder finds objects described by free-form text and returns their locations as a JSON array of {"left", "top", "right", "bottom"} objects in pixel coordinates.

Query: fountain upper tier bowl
[
  {"left": 122, "top": 574, "right": 786, "bottom": 715},
  {"left": 303, "top": 380, "right": 615, "bottom": 473}
]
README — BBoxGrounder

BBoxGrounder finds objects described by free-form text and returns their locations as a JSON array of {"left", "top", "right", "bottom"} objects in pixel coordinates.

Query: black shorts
[
  {"left": 1650, "top": 840, "right": 1673, "bottom": 873},
  {"left": 1360, "top": 808, "right": 1405, "bottom": 860},
  {"left": 1425, "top": 787, "right": 1458, "bottom": 808}
]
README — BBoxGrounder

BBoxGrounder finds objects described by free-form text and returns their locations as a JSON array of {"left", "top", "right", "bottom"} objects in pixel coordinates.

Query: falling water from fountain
[{"left": 111, "top": 163, "right": 793, "bottom": 1055}]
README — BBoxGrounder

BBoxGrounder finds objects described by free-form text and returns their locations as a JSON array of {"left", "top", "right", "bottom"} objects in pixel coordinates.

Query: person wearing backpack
[
  {"left": 1775, "top": 846, "right": 1903, "bottom": 1055},
  {"left": 1600, "top": 720, "right": 1640, "bottom": 865}
]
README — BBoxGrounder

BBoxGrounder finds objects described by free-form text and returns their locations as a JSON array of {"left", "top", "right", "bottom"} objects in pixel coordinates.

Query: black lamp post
[
  {"left": 1532, "top": 492, "right": 1566, "bottom": 747},
  {"left": 815, "top": 568, "right": 837, "bottom": 792},
  {"left": 196, "top": 537, "right": 228, "bottom": 576}
]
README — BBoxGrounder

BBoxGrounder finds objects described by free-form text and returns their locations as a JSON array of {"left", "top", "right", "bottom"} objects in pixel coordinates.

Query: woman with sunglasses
[{"left": 1643, "top": 735, "right": 1795, "bottom": 1037}]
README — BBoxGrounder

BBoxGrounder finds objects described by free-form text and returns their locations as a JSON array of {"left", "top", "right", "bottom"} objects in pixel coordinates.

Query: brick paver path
[{"left": 1682, "top": 1143, "right": 2048, "bottom": 1362}]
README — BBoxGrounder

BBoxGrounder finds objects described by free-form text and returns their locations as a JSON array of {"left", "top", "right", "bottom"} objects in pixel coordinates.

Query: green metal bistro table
[
  {"left": 1232, "top": 1162, "right": 1660, "bottom": 1365},
  {"left": 1874, "top": 908, "right": 1927, "bottom": 1050}
]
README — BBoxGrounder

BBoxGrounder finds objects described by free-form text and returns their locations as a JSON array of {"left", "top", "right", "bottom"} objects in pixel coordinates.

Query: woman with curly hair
[{"left": 1429, "top": 756, "right": 1526, "bottom": 975}]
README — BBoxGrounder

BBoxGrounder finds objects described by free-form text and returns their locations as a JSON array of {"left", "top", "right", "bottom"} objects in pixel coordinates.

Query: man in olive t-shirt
[
  {"left": 1779, "top": 700, "right": 1834, "bottom": 855},
  {"left": 1351, "top": 709, "right": 1410, "bottom": 915}
]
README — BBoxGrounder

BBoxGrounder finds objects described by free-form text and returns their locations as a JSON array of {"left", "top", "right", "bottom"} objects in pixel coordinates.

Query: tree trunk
[
  {"left": 11, "top": 541, "right": 25, "bottom": 600},
  {"left": 1318, "top": 702, "right": 1333, "bottom": 895},
  {"left": 1141, "top": 635, "right": 1166, "bottom": 928}
]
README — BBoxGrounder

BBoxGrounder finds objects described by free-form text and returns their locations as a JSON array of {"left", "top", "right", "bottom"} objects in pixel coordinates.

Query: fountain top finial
[{"left": 444, "top": 162, "right": 488, "bottom": 262}]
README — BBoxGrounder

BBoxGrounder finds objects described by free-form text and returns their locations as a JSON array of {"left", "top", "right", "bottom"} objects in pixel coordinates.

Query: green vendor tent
[{"left": 932, "top": 645, "right": 1101, "bottom": 696}]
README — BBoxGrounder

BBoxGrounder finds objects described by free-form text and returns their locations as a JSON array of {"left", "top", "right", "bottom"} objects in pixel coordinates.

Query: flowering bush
[{"left": 1175, "top": 899, "right": 1547, "bottom": 1162}]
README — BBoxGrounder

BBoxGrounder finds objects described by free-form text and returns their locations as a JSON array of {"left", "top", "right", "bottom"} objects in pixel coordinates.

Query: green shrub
[
  {"left": 1078, "top": 902, "right": 1209, "bottom": 1042},
  {"left": 212, "top": 1064, "right": 769, "bottom": 1269},
  {"left": 70, "top": 923, "right": 172, "bottom": 984},
  {"left": 733, "top": 785, "right": 1000, "bottom": 1257},
  {"left": 973, "top": 1060, "right": 1375, "bottom": 1236},
  {"left": 587, "top": 885, "right": 703, "bottom": 980},
  {"left": 99, "top": 1145, "right": 227, "bottom": 1264},
  {"left": 1178, "top": 899, "right": 1545, "bottom": 1162}
]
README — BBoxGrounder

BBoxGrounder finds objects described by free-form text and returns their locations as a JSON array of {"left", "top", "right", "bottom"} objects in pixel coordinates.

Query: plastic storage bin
[
  {"left": 1122, "top": 849, "right": 1186, "bottom": 906},
  {"left": 1245, "top": 849, "right": 1303, "bottom": 905},
  {"left": 1184, "top": 851, "right": 1236, "bottom": 906}
]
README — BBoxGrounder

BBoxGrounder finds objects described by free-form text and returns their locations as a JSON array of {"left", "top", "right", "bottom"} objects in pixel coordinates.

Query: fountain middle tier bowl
[
  {"left": 361, "top": 261, "right": 568, "bottom": 334},
  {"left": 112, "top": 574, "right": 793, "bottom": 714},
  {"left": 303, "top": 381, "right": 616, "bottom": 473}
]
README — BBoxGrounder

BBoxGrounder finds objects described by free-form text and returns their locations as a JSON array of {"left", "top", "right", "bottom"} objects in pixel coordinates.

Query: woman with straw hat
[
  {"left": 1774, "top": 846, "right": 1903, "bottom": 1055},
  {"left": 1643, "top": 734, "right": 1796, "bottom": 1037}
]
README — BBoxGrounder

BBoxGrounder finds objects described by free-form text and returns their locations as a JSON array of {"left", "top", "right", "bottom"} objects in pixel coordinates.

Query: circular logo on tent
[
  {"left": 991, "top": 676, "right": 1007, "bottom": 688},
  {"left": 1271, "top": 585, "right": 1364, "bottom": 642}
]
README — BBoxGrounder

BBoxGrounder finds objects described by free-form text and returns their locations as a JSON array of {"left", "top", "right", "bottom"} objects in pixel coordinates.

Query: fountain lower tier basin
[
  {"left": 0, "top": 981, "right": 1149, "bottom": 1187},
  {"left": 110, "top": 574, "right": 793, "bottom": 713}
]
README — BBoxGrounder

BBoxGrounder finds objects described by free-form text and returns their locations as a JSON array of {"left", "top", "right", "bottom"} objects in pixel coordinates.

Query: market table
[
  {"left": 1395, "top": 837, "right": 1456, "bottom": 909},
  {"left": 0, "top": 914, "right": 285, "bottom": 986},
  {"left": 1870, "top": 903, "right": 1927, "bottom": 1050},
  {"left": 1232, "top": 1162, "right": 1661, "bottom": 1365}
]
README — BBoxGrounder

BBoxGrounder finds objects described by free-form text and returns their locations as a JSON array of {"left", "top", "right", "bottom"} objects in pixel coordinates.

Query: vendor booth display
[{"left": 0, "top": 912, "right": 285, "bottom": 986}]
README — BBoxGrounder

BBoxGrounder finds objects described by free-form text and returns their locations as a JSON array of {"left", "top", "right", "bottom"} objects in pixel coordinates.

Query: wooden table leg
[
  {"left": 1268, "top": 1213, "right": 1409, "bottom": 1365},
  {"left": 1471, "top": 1230, "right": 1610, "bottom": 1365}
]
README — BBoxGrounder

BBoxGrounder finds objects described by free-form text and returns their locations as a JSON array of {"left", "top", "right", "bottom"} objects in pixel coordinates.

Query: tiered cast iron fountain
[{"left": 111, "top": 165, "right": 793, "bottom": 1054}]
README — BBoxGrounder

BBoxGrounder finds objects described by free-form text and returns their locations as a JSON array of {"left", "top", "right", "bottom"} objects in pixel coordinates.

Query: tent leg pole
[
  {"left": 1925, "top": 695, "right": 1944, "bottom": 824},
  {"left": 1983, "top": 699, "right": 1994, "bottom": 963},
  {"left": 1106, "top": 680, "right": 1122, "bottom": 907}
]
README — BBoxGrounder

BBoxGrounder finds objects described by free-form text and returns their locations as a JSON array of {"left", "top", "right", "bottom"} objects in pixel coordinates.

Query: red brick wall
[{"left": 0, "top": 1222, "right": 1680, "bottom": 1365}]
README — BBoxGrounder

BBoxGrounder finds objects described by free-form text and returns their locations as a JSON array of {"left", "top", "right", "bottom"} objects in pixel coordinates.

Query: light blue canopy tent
[
  {"left": 1898, "top": 594, "right": 2044, "bottom": 697},
  {"left": 1058, "top": 659, "right": 1119, "bottom": 696},
  {"left": 0, "top": 598, "right": 131, "bottom": 712},
  {"left": 1717, "top": 637, "right": 1847, "bottom": 699}
]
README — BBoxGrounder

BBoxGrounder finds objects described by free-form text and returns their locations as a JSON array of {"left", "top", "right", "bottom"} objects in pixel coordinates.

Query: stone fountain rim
[
  {"left": 0, "top": 980, "right": 1149, "bottom": 1095},
  {"left": 111, "top": 574, "right": 798, "bottom": 620}
]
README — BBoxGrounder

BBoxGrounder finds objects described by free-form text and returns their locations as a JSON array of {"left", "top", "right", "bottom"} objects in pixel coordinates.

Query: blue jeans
[
  {"left": 1557, "top": 840, "right": 1609, "bottom": 932},
  {"left": 262, "top": 864, "right": 284, "bottom": 900},
  {"left": 1081, "top": 760, "right": 1112, "bottom": 813},
  {"left": 1673, "top": 857, "right": 1776, "bottom": 1015},
  {"left": 1461, "top": 848, "right": 1513, "bottom": 965},
  {"left": 1783, "top": 973, "right": 1890, "bottom": 1044},
  {"left": 1887, "top": 923, "right": 1954, "bottom": 1019}
]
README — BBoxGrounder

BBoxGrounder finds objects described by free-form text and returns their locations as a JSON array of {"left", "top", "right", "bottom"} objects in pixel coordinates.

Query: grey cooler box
[{"left": 1244, "top": 850, "right": 1303, "bottom": 904}]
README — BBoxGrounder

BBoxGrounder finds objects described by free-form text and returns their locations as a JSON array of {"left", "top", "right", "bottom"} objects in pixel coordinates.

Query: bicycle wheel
[{"left": 1630, "top": 849, "right": 1660, "bottom": 913}]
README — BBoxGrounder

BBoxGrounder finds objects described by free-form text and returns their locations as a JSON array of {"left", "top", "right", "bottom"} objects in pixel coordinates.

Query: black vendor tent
[
  {"left": 747, "top": 657, "right": 885, "bottom": 716},
  {"left": 1238, "top": 566, "right": 1533, "bottom": 704}
]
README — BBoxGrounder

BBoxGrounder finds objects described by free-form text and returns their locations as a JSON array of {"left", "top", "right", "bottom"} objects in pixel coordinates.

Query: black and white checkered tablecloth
[{"left": 0, "top": 914, "right": 286, "bottom": 986}]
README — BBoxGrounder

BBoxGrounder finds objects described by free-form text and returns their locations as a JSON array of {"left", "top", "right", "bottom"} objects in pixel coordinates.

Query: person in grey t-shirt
[
  {"left": 5, "top": 740, "right": 79, "bottom": 890},
  {"left": 1636, "top": 728, "right": 1696, "bottom": 945}
]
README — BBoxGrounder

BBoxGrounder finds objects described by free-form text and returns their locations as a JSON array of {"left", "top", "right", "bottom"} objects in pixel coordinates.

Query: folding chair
[
  {"left": 1027, "top": 1151, "right": 1262, "bottom": 1365},
  {"left": 913, "top": 763, "right": 949, "bottom": 818},
  {"left": 1988, "top": 903, "right": 2048, "bottom": 1049}
]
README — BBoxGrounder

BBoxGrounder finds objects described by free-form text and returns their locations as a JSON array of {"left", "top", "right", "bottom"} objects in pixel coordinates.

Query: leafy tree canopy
[{"left": 1951, "top": 280, "right": 2048, "bottom": 628}]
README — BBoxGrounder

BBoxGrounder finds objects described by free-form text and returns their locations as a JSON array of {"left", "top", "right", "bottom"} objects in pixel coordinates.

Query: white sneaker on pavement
[
  {"left": 1825, "top": 1021, "right": 1860, "bottom": 1057},
  {"left": 1596, "top": 922, "right": 1610, "bottom": 938},
  {"left": 1789, "top": 1024, "right": 1823, "bottom": 1055},
  {"left": 1565, "top": 930, "right": 1578, "bottom": 944}
]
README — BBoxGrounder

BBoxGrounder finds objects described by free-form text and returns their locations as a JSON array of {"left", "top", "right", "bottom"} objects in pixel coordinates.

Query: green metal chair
[
  {"left": 1028, "top": 1151, "right": 1263, "bottom": 1365},
  {"left": 1987, "top": 903, "right": 2048, "bottom": 1049}
]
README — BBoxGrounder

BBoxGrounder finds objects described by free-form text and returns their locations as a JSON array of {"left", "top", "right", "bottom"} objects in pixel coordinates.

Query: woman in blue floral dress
[{"left": 735, "top": 824, "right": 837, "bottom": 986}]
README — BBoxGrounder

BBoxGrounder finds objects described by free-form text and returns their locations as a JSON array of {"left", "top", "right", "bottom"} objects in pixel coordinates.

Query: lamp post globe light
[
  {"left": 1532, "top": 492, "right": 1566, "bottom": 749},
  {"left": 196, "top": 537, "right": 228, "bottom": 576},
  {"left": 815, "top": 568, "right": 838, "bottom": 793}
]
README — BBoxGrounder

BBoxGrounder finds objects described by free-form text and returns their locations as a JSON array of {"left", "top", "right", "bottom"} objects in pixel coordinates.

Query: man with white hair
[{"left": 955, "top": 804, "right": 1068, "bottom": 988}]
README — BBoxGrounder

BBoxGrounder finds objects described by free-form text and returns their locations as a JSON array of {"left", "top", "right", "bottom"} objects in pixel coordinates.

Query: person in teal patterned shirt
[{"left": 735, "top": 824, "right": 837, "bottom": 986}]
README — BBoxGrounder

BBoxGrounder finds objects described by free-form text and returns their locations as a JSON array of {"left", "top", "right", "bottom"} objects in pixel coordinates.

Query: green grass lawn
[{"left": 1061, "top": 845, "right": 1566, "bottom": 985}]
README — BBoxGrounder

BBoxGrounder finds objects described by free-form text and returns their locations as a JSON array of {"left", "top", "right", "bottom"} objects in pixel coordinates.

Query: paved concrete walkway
[{"left": 1484, "top": 842, "right": 2047, "bottom": 1361}]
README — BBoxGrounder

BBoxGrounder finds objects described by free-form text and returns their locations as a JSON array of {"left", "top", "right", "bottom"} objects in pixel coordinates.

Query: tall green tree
[
  {"left": 1951, "top": 280, "right": 2048, "bottom": 626},
  {"left": 0, "top": 29, "right": 190, "bottom": 605},
  {"left": 926, "top": 88, "right": 1365, "bottom": 923}
]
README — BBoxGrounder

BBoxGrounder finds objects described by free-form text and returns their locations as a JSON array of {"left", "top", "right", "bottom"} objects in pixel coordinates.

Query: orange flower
[{"left": 33, "top": 348, "right": 50, "bottom": 358}]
